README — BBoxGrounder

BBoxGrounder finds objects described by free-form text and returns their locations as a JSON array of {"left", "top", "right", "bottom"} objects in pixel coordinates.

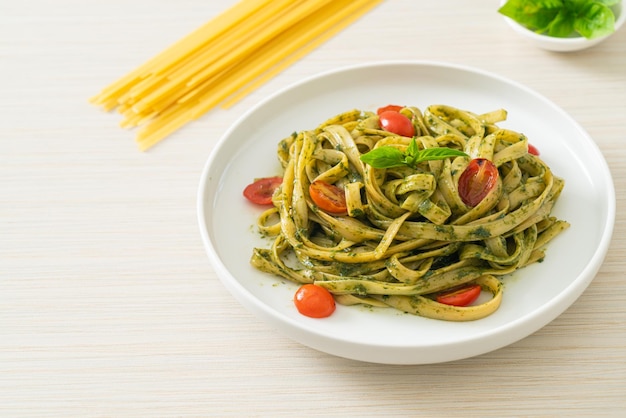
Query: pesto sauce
[
  {"left": 295, "top": 227, "right": 308, "bottom": 240},
  {"left": 470, "top": 226, "right": 491, "bottom": 239},
  {"left": 348, "top": 284, "right": 367, "bottom": 296},
  {"left": 338, "top": 262, "right": 363, "bottom": 277},
  {"left": 349, "top": 208, "right": 365, "bottom": 218}
]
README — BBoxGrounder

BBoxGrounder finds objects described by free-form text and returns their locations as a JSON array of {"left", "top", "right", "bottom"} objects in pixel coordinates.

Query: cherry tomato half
[
  {"left": 528, "top": 143, "right": 540, "bottom": 156},
  {"left": 436, "top": 284, "right": 481, "bottom": 307},
  {"left": 309, "top": 181, "right": 347, "bottom": 214},
  {"left": 243, "top": 176, "right": 282, "bottom": 205},
  {"left": 378, "top": 110, "right": 416, "bottom": 137},
  {"left": 377, "top": 104, "right": 404, "bottom": 115},
  {"left": 294, "top": 284, "right": 336, "bottom": 318},
  {"left": 458, "top": 158, "right": 499, "bottom": 207}
]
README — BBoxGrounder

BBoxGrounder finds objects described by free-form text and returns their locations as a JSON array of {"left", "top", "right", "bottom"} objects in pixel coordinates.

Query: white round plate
[{"left": 197, "top": 61, "right": 615, "bottom": 365}]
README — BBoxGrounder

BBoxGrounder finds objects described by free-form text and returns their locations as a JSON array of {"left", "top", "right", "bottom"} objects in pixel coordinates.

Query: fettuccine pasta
[{"left": 250, "top": 104, "right": 569, "bottom": 321}]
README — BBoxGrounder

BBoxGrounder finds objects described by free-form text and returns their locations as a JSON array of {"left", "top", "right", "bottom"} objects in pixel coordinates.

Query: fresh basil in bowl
[{"left": 498, "top": 0, "right": 625, "bottom": 51}]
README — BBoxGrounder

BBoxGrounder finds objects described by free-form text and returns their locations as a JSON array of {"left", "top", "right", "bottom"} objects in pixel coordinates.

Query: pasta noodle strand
[{"left": 250, "top": 105, "right": 569, "bottom": 321}]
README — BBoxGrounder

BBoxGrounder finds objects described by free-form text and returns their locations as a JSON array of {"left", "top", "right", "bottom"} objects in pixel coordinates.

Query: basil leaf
[
  {"left": 535, "top": 0, "right": 564, "bottom": 8},
  {"left": 593, "top": 0, "right": 620, "bottom": 6},
  {"left": 414, "top": 147, "right": 469, "bottom": 164},
  {"left": 548, "top": 8, "right": 575, "bottom": 36},
  {"left": 498, "top": 0, "right": 562, "bottom": 31},
  {"left": 406, "top": 137, "right": 419, "bottom": 157},
  {"left": 498, "top": 0, "right": 617, "bottom": 39},
  {"left": 360, "top": 146, "right": 405, "bottom": 168},
  {"left": 404, "top": 137, "right": 420, "bottom": 166},
  {"left": 574, "top": 2, "right": 615, "bottom": 38},
  {"left": 360, "top": 145, "right": 468, "bottom": 169},
  {"left": 566, "top": 0, "right": 592, "bottom": 13}
]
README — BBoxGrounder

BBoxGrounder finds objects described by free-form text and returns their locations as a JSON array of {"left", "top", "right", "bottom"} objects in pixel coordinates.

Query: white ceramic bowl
[
  {"left": 500, "top": 0, "right": 625, "bottom": 51},
  {"left": 197, "top": 61, "right": 615, "bottom": 364}
]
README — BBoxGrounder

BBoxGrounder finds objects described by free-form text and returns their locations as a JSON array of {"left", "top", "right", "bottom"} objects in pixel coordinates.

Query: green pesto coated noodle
[{"left": 251, "top": 105, "right": 569, "bottom": 321}]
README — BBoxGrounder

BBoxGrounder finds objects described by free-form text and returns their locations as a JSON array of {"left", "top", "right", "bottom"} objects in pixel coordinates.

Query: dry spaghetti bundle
[{"left": 89, "top": 0, "right": 383, "bottom": 151}]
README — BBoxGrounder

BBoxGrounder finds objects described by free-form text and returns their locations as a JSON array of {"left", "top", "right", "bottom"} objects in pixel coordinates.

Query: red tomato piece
[
  {"left": 294, "top": 284, "right": 336, "bottom": 318},
  {"left": 378, "top": 110, "right": 416, "bottom": 137},
  {"left": 376, "top": 104, "right": 404, "bottom": 115},
  {"left": 243, "top": 177, "right": 282, "bottom": 205},
  {"left": 436, "top": 284, "right": 482, "bottom": 307},
  {"left": 458, "top": 158, "right": 499, "bottom": 207},
  {"left": 309, "top": 181, "right": 347, "bottom": 214},
  {"left": 528, "top": 143, "right": 540, "bottom": 156}
]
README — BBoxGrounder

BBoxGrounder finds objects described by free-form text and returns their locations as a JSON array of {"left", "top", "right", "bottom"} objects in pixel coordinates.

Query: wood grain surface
[{"left": 1, "top": 1, "right": 625, "bottom": 416}]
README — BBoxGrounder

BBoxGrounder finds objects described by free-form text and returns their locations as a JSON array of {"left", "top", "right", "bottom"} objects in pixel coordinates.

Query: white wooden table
[{"left": 2, "top": 1, "right": 625, "bottom": 416}]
